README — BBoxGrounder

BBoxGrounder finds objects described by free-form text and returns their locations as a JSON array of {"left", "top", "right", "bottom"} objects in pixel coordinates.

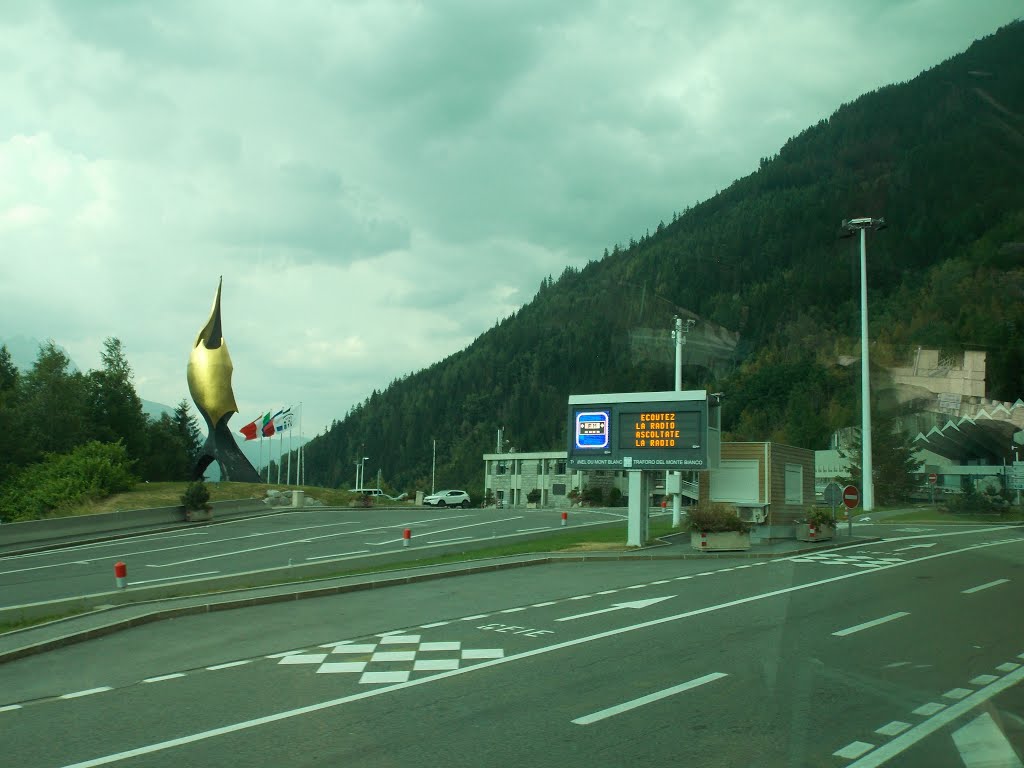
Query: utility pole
[{"left": 670, "top": 316, "right": 694, "bottom": 527}]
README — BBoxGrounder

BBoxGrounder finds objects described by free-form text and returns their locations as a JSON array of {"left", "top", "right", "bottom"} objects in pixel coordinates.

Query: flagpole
[
  {"left": 277, "top": 429, "right": 282, "bottom": 485},
  {"left": 299, "top": 401, "right": 304, "bottom": 487},
  {"left": 288, "top": 421, "right": 293, "bottom": 486}
]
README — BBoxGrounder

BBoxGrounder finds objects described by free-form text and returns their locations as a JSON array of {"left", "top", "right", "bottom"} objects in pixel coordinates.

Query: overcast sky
[{"left": 1, "top": 1, "right": 1020, "bottom": 439}]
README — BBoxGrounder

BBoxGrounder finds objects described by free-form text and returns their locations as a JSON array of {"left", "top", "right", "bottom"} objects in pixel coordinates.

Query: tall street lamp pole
[{"left": 842, "top": 217, "right": 886, "bottom": 512}]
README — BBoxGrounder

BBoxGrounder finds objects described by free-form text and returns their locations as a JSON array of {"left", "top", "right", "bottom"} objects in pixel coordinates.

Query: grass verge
[{"left": 880, "top": 507, "right": 1024, "bottom": 524}]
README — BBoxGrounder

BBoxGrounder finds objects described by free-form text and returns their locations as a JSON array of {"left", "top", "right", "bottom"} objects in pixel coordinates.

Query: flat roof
[{"left": 568, "top": 390, "right": 708, "bottom": 405}]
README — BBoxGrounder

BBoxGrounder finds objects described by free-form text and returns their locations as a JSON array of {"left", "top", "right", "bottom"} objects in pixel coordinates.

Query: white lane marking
[
  {"left": 367, "top": 516, "right": 525, "bottom": 546},
  {"left": 143, "top": 674, "right": 186, "bottom": 684},
  {"left": 129, "top": 571, "right": 219, "bottom": 585},
  {"left": 834, "top": 741, "right": 875, "bottom": 759},
  {"left": 498, "top": 607, "right": 527, "bottom": 614},
  {"left": 531, "top": 602, "right": 557, "bottom": 607},
  {"left": 651, "top": 580, "right": 670, "bottom": 585},
  {"left": 379, "top": 635, "right": 420, "bottom": 644},
  {"left": 418, "top": 621, "right": 450, "bottom": 628},
  {"left": 951, "top": 711, "right": 1024, "bottom": 768},
  {"left": 516, "top": 527, "right": 552, "bottom": 533},
  {"left": 996, "top": 663, "right": 1021, "bottom": 673},
  {"left": 206, "top": 660, "right": 252, "bottom": 671},
  {"left": 305, "top": 550, "right": 370, "bottom": 560},
  {"left": 843, "top": 667, "right": 1024, "bottom": 768},
  {"left": 279, "top": 655, "right": 328, "bottom": 665},
  {"left": 62, "top": 687, "right": 113, "bottom": 699},
  {"left": 146, "top": 515, "right": 474, "bottom": 566},
  {"left": 265, "top": 650, "right": 307, "bottom": 659},
  {"left": 832, "top": 612, "right": 910, "bottom": 637},
  {"left": 970, "top": 674, "right": 999, "bottom": 685},
  {"left": 461, "top": 649, "right": 503, "bottom": 659},
  {"left": 884, "top": 661, "right": 911, "bottom": 669},
  {"left": 52, "top": 539, "right": 1024, "bottom": 768},
  {"left": 459, "top": 614, "right": 489, "bottom": 621},
  {"left": 568, "top": 595, "right": 592, "bottom": 600},
  {"left": 426, "top": 536, "right": 474, "bottom": 544},
  {"left": 572, "top": 673, "right": 727, "bottom": 725},
  {"left": 944, "top": 688, "right": 973, "bottom": 700},
  {"left": 0, "top": 704, "right": 23, "bottom": 712},
  {"left": 912, "top": 702, "right": 945, "bottom": 716},
  {"left": 556, "top": 596, "right": 675, "bottom": 622},
  {"left": 874, "top": 721, "right": 911, "bottom": 736},
  {"left": 962, "top": 578, "right": 1010, "bottom": 594}
]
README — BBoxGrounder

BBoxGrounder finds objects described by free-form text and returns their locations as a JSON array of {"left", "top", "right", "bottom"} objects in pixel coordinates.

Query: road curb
[{"left": 0, "top": 537, "right": 883, "bottom": 665}]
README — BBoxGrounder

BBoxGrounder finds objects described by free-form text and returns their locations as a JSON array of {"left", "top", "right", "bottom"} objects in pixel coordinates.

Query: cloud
[{"left": 1, "top": 0, "right": 1020, "bottom": 437}]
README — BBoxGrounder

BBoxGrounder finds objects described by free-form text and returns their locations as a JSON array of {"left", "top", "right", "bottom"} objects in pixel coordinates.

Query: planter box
[
  {"left": 690, "top": 530, "right": 751, "bottom": 551},
  {"left": 796, "top": 523, "right": 834, "bottom": 542},
  {"left": 185, "top": 507, "right": 213, "bottom": 522}
]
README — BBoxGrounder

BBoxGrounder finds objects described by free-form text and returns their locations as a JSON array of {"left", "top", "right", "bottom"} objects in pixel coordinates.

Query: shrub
[
  {"left": 0, "top": 441, "right": 137, "bottom": 522},
  {"left": 581, "top": 486, "right": 605, "bottom": 506},
  {"left": 608, "top": 487, "right": 623, "bottom": 507},
  {"left": 527, "top": 488, "right": 541, "bottom": 504},
  {"left": 685, "top": 502, "right": 750, "bottom": 533},
  {"left": 181, "top": 481, "right": 211, "bottom": 511},
  {"left": 803, "top": 506, "right": 835, "bottom": 527}
]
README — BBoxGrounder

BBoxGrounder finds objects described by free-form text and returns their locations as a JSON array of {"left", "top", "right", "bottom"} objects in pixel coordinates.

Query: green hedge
[{"left": 0, "top": 441, "right": 137, "bottom": 522}]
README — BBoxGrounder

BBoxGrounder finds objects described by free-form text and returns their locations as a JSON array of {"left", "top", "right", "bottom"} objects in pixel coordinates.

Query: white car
[{"left": 423, "top": 489, "right": 471, "bottom": 508}]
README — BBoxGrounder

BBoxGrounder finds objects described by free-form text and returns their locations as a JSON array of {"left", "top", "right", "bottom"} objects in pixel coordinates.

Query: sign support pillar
[{"left": 628, "top": 470, "right": 650, "bottom": 547}]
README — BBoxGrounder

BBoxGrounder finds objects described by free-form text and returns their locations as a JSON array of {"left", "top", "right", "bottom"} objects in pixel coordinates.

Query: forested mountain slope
[{"left": 304, "top": 21, "right": 1024, "bottom": 496}]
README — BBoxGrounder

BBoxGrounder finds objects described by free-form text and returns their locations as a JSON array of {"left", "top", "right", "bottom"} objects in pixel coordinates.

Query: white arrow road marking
[
  {"left": 555, "top": 596, "right": 675, "bottom": 622},
  {"left": 892, "top": 543, "right": 938, "bottom": 552},
  {"left": 952, "top": 712, "right": 1023, "bottom": 768}
]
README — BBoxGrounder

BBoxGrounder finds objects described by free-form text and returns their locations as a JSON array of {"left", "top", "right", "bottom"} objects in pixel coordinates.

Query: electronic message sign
[{"left": 567, "top": 390, "right": 720, "bottom": 471}]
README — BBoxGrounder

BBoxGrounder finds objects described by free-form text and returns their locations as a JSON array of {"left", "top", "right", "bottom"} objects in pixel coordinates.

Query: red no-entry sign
[
  {"left": 928, "top": 473, "right": 938, "bottom": 484},
  {"left": 842, "top": 485, "right": 860, "bottom": 509}
]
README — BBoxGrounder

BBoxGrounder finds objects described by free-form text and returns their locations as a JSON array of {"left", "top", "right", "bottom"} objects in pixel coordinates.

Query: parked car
[
  {"left": 350, "top": 488, "right": 385, "bottom": 497},
  {"left": 423, "top": 489, "right": 471, "bottom": 507}
]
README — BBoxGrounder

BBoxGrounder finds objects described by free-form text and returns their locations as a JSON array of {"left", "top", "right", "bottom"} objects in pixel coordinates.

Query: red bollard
[
  {"left": 403, "top": 528, "right": 411, "bottom": 547},
  {"left": 114, "top": 561, "right": 127, "bottom": 589},
  {"left": 561, "top": 511, "right": 568, "bottom": 527}
]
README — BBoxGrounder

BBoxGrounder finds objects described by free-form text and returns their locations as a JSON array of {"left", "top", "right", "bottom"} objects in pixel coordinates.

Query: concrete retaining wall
[{"left": 0, "top": 498, "right": 275, "bottom": 550}]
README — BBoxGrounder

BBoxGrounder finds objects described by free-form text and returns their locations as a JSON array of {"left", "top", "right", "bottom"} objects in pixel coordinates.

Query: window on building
[
  {"left": 552, "top": 483, "right": 566, "bottom": 496},
  {"left": 556, "top": 460, "right": 566, "bottom": 475},
  {"left": 537, "top": 461, "right": 543, "bottom": 475},
  {"left": 496, "top": 462, "right": 506, "bottom": 475},
  {"left": 785, "top": 463, "right": 803, "bottom": 504}
]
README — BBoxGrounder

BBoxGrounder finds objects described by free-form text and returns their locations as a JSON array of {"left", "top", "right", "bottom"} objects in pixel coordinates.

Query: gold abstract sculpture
[{"left": 187, "top": 277, "right": 261, "bottom": 482}]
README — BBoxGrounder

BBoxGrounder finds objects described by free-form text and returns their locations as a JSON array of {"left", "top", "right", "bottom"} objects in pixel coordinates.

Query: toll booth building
[{"left": 701, "top": 442, "right": 816, "bottom": 539}]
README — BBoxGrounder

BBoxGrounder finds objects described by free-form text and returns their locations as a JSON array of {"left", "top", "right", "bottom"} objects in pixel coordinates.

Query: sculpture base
[{"left": 192, "top": 416, "right": 262, "bottom": 483}]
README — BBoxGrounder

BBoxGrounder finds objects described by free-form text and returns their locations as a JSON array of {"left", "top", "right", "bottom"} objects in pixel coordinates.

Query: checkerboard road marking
[
  {"left": 277, "top": 633, "right": 504, "bottom": 685},
  {"left": 789, "top": 551, "right": 904, "bottom": 569}
]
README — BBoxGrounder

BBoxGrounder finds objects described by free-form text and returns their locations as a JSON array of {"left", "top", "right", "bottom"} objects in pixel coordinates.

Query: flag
[
  {"left": 273, "top": 407, "right": 293, "bottom": 433},
  {"left": 239, "top": 414, "right": 263, "bottom": 441},
  {"left": 261, "top": 409, "right": 281, "bottom": 437}
]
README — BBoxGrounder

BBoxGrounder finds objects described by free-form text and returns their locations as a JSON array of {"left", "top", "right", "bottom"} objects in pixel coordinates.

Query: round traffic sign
[
  {"left": 842, "top": 485, "right": 860, "bottom": 509},
  {"left": 928, "top": 473, "right": 938, "bottom": 484}
]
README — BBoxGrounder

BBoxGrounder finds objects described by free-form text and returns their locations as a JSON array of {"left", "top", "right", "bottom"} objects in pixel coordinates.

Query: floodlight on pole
[{"left": 841, "top": 216, "right": 886, "bottom": 513}]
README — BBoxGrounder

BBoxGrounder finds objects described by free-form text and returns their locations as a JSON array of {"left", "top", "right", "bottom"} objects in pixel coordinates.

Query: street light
[
  {"left": 842, "top": 216, "right": 886, "bottom": 512},
  {"left": 358, "top": 456, "right": 369, "bottom": 490}
]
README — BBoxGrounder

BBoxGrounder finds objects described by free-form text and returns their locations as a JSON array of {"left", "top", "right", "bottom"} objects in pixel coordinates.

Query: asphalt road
[
  {"left": 1, "top": 524, "right": 1022, "bottom": 767},
  {"left": 0, "top": 505, "right": 632, "bottom": 609}
]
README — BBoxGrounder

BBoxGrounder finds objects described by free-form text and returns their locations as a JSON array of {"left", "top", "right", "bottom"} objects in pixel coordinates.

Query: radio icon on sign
[{"left": 575, "top": 410, "right": 610, "bottom": 450}]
